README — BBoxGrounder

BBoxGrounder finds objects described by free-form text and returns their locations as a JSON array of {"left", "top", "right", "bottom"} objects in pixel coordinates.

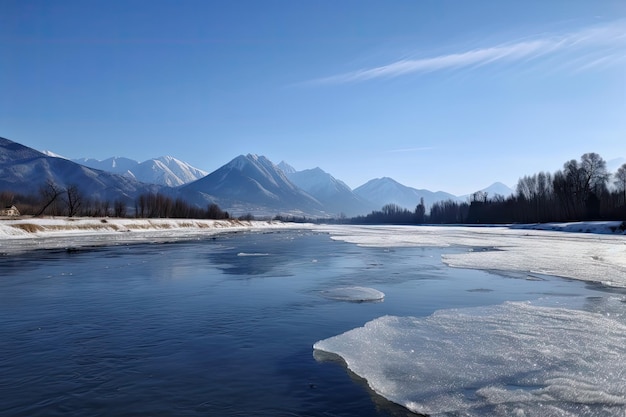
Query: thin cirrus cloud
[{"left": 309, "top": 20, "right": 626, "bottom": 85}]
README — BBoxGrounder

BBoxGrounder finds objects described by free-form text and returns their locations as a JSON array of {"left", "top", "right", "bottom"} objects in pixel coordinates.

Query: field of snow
[{"left": 0, "top": 217, "right": 305, "bottom": 253}]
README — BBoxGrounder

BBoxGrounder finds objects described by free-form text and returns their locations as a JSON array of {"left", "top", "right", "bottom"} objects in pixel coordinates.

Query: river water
[{"left": 0, "top": 229, "right": 614, "bottom": 416}]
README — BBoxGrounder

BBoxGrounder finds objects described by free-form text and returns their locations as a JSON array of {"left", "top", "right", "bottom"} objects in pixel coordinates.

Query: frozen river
[{"left": 1, "top": 225, "right": 625, "bottom": 416}]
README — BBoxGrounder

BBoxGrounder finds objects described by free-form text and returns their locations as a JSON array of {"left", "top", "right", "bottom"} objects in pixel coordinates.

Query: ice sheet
[
  {"left": 320, "top": 225, "right": 626, "bottom": 287},
  {"left": 314, "top": 299, "right": 626, "bottom": 417},
  {"left": 321, "top": 286, "right": 385, "bottom": 302}
]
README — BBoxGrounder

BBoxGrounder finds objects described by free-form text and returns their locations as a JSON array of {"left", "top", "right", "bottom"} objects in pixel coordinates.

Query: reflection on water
[{"left": 0, "top": 229, "right": 612, "bottom": 416}]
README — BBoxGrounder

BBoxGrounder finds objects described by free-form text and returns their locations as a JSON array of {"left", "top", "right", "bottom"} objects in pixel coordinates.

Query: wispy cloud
[{"left": 309, "top": 20, "right": 626, "bottom": 85}]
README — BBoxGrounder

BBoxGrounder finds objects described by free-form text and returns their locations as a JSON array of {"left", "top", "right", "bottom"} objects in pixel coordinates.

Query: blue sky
[{"left": 1, "top": 1, "right": 625, "bottom": 195}]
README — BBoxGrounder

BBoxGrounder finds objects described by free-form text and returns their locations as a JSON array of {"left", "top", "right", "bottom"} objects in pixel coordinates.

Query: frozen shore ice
[
  {"left": 320, "top": 224, "right": 626, "bottom": 287},
  {"left": 314, "top": 299, "right": 626, "bottom": 417}
]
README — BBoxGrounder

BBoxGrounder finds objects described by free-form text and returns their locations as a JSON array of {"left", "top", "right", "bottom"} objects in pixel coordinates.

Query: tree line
[
  {"left": 0, "top": 182, "right": 231, "bottom": 220},
  {"left": 351, "top": 200, "right": 426, "bottom": 224},
  {"left": 3, "top": 152, "right": 625, "bottom": 225},
  {"left": 351, "top": 153, "right": 626, "bottom": 225}
]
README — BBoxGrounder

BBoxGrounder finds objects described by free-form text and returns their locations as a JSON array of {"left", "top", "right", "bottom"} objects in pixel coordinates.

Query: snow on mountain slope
[
  {"left": 131, "top": 156, "right": 208, "bottom": 187},
  {"left": 71, "top": 156, "right": 207, "bottom": 186},
  {"left": 282, "top": 165, "right": 374, "bottom": 216},
  {"left": 73, "top": 156, "right": 140, "bottom": 175},
  {"left": 181, "top": 154, "right": 325, "bottom": 216},
  {"left": 41, "top": 150, "right": 68, "bottom": 159},
  {"left": 277, "top": 161, "right": 297, "bottom": 175},
  {"left": 0, "top": 137, "right": 161, "bottom": 202},
  {"left": 287, "top": 167, "right": 352, "bottom": 198},
  {"left": 354, "top": 177, "right": 459, "bottom": 210}
]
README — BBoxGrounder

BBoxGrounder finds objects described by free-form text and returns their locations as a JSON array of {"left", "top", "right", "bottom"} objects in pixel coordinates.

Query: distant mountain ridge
[
  {"left": 73, "top": 156, "right": 139, "bottom": 174},
  {"left": 278, "top": 163, "right": 376, "bottom": 216},
  {"left": 1, "top": 137, "right": 161, "bottom": 204},
  {"left": 277, "top": 161, "right": 297, "bottom": 175},
  {"left": 354, "top": 177, "right": 461, "bottom": 211},
  {"left": 3, "top": 136, "right": 522, "bottom": 217},
  {"left": 180, "top": 154, "right": 326, "bottom": 216},
  {"left": 72, "top": 156, "right": 207, "bottom": 186}
]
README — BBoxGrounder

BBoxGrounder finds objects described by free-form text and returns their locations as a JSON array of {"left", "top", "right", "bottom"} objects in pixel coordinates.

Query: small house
[{"left": 0, "top": 205, "right": 20, "bottom": 216}]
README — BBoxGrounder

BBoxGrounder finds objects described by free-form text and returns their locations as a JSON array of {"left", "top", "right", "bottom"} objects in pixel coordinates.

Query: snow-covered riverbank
[{"left": 0, "top": 217, "right": 309, "bottom": 253}]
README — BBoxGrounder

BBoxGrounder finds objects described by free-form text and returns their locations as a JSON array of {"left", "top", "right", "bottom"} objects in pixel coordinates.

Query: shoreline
[{"left": 0, "top": 217, "right": 312, "bottom": 254}]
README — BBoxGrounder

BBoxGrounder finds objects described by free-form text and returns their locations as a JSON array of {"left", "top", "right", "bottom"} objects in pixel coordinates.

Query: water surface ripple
[{"left": 0, "top": 230, "right": 614, "bottom": 416}]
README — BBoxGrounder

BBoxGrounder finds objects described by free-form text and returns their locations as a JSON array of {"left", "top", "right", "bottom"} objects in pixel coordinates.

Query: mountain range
[
  {"left": 278, "top": 161, "right": 377, "bottom": 216},
  {"left": 354, "top": 177, "right": 461, "bottom": 210},
  {"left": 1, "top": 137, "right": 161, "bottom": 204},
  {"left": 180, "top": 154, "right": 327, "bottom": 216},
  {"left": 1, "top": 136, "right": 516, "bottom": 217},
  {"left": 71, "top": 156, "right": 208, "bottom": 187}
]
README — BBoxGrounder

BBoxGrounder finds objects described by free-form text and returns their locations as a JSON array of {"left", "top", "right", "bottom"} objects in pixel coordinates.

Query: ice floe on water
[
  {"left": 320, "top": 225, "right": 626, "bottom": 288},
  {"left": 320, "top": 286, "right": 385, "bottom": 302},
  {"left": 314, "top": 298, "right": 626, "bottom": 417}
]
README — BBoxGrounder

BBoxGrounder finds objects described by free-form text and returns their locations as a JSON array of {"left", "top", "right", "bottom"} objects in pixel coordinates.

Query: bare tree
[
  {"left": 36, "top": 180, "right": 64, "bottom": 216},
  {"left": 471, "top": 191, "right": 488, "bottom": 203},
  {"left": 102, "top": 200, "right": 111, "bottom": 217},
  {"left": 64, "top": 184, "right": 82, "bottom": 217},
  {"left": 0, "top": 191, "right": 15, "bottom": 207},
  {"left": 207, "top": 203, "right": 227, "bottom": 219},
  {"left": 580, "top": 152, "right": 609, "bottom": 197},
  {"left": 137, "top": 194, "right": 147, "bottom": 218},
  {"left": 114, "top": 200, "right": 127, "bottom": 217},
  {"left": 615, "top": 163, "right": 626, "bottom": 206}
]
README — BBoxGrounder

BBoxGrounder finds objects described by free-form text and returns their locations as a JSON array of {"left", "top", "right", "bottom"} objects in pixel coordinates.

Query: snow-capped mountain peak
[
  {"left": 181, "top": 154, "right": 323, "bottom": 215},
  {"left": 71, "top": 155, "right": 207, "bottom": 186},
  {"left": 73, "top": 157, "right": 139, "bottom": 174},
  {"left": 279, "top": 162, "right": 375, "bottom": 216},
  {"left": 481, "top": 182, "right": 514, "bottom": 197},
  {"left": 150, "top": 156, "right": 208, "bottom": 186},
  {"left": 41, "top": 150, "right": 68, "bottom": 159},
  {"left": 277, "top": 161, "right": 297, "bottom": 175}
]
